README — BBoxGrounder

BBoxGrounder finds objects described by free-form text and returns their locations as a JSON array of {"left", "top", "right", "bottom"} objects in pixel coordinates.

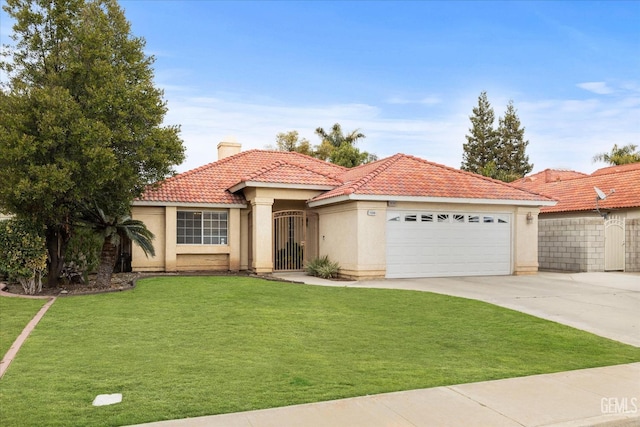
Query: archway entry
[{"left": 273, "top": 210, "right": 306, "bottom": 271}]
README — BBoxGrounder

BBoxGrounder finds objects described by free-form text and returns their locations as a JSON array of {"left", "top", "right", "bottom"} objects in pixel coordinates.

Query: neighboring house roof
[
  {"left": 513, "top": 163, "right": 640, "bottom": 213},
  {"left": 137, "top": 150, "right": 555, "bottom": 207}
]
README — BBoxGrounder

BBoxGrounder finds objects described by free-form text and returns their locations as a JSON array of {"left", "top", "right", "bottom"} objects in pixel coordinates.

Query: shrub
[
  {"left": 62, "top": 227, "right": 102, "bottom": 284},
  {"left": 0, "top": 219, "right": 47, "bottom": 294},
  {"left": 305, "top": 255, "right": 340, "bottom": 279}
]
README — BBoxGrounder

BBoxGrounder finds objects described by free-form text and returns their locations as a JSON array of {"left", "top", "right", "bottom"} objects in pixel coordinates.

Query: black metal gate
[{"left": 273, "top": 210, "right": 305, "bottom": 271}]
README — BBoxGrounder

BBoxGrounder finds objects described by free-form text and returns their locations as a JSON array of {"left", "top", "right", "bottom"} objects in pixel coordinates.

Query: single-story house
[
  {"left": 513, "top": 163, "right": 640, "bottom": 272},
  {"left": 131, "top": 140, "right": 555, "bottom": 279}
]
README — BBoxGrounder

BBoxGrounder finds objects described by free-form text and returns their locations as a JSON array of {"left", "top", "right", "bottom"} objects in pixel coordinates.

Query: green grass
[
  {"left": 1, "top": 276, "right": 639, "bottom": 427},
  {"left": 0, "top": 296, "right": 47, "bottom": 357}
]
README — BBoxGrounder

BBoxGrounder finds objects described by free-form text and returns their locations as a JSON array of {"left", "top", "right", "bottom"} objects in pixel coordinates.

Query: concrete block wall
[
  {"left": 538, "top": 218, "right": 605, "bottom": 272},
  {"left": 626, "top": 219, "right": 640, "bottom": 272}
]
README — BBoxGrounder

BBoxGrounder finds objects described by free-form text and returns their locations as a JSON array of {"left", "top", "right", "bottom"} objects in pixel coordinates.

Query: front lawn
[
  {"left": 1, "top": 276, "right": 638, "bottom": 427},
  {"left": 0, "top": 296, "right": 47, "bottom": 357}
]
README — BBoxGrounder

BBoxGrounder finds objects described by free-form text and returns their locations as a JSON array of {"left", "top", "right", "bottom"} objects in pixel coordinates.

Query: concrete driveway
[{"left": 276, "top": 271, "right": 640, "bottom": 347}]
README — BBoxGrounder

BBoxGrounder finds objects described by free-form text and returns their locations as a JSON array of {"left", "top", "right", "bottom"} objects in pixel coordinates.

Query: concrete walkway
[{"left": 127, "top": 272, "right": 640, "bottom": 427}]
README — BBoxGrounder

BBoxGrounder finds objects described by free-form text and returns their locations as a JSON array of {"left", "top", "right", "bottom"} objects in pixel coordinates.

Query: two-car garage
[{"left": 386, "top": 210, "right": 512, "bottom": 278}]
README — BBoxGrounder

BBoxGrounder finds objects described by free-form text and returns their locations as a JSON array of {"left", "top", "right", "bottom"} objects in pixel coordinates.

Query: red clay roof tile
[
  {"left": 314, "top": 154, "right": 553, "bottom": 202},
  {"left": 138, "top": 150, "right": 345, "bottom": 204},
  {"left": 513, "top": 164, "right": 640, "bottom": 213},
  {"left": 138, "top": 150, "right": 554, "bottom": 206}
]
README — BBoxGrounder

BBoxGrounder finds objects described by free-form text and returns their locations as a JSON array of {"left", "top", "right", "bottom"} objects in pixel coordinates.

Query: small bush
[
  {"left": 305, "top": 255, "right": 340, "bottom": 279},
  {"left": 0, "top": 218, "right": 47, "bottom": 294},
  {"left": 63, "top": 227, "right": 102, "bottom": 284}
]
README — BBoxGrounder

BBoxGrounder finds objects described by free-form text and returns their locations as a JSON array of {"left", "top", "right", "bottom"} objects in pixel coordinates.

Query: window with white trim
[{"left": 177, "top": 211, "right": 228, "bottom": 245}]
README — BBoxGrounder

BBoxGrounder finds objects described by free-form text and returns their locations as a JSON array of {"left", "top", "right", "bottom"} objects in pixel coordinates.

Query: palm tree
[
  {"left": 593, "top": 144, "right": 640, "bottom": 165},
  {"left": 315, "top": 123, "right": 366, "bottom": 148},
  {"left": 79, "top": 205, "right": 155, "bottom": 287},
  {"left": 314, "top": 123, "right": 374, "bottom": 167}
]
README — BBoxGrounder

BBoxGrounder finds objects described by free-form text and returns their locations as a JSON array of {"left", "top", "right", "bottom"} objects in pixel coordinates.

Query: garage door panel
[{"left": 386, "top": 210, "right": 511, "bottom": 278}]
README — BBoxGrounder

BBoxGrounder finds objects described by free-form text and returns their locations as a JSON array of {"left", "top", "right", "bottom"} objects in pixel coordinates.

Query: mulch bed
[
  {"left": 1, "top": 270, "right": 348, "bottom": 297},
  {"left": 1, "top": 272, "right": 143, "bottom": 296}
]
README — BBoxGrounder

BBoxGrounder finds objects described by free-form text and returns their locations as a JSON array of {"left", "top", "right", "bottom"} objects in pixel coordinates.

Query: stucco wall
[
  {"left": 315, "top": 200, "right": 539, "bottom": 279},
  {"left": 131, "top": 205, "right": 240, "bottom": 272},
  {"left": 315, "top": 201, "right": 387, "bottom": 279},
  {"left": 131, "top": 206, "right": 166, "bottom": 271}
]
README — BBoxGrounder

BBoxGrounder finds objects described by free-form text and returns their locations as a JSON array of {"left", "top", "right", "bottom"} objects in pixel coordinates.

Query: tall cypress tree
[
  {"left": 495, "top": 101, "right": 533, "bottom": 181},
  {"left": 461, "top": 91, "right": 498, "bottom": 174},
  {"left": 462, "top": 93, "right": 533, "bottom": 182}
]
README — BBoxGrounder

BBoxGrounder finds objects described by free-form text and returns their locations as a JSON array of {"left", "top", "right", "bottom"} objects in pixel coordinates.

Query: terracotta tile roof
[
  {"left": 313, "top": 154, "right": 554, "bottom": 203},
  {"left": 234, "top": 161, "right": 342, "bottom": 187},
  {"left": 512, "top": 164, "right": 640, "bottom": 213},
  {"left": 590, "top": 162, "right": 640, "bottom": 176},
  {"left": 512, "top": 169, "right": 588, "bottom": 195},
  {"left": 138, "top": 150, "right": 554, "bottom": 206},
  {"left": 137, "top": 150, "right": 345, "bottom": 205}
]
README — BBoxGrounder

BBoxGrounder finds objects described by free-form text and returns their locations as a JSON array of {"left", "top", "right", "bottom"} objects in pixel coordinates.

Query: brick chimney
[{"left": 217, "top": 137, "right": 241, "bottom": 160}]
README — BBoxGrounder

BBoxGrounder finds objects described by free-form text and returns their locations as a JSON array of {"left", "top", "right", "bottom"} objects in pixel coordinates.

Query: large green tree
[
  {"left": 593, "top": 144, "right": 640, "bottom": 165},
  {"left": 462, "top": 92, "right": 532, "bottom": 182},
  {"left": 270, "top": 130, "right": 313, "bottom": 156},
  {"left": 0, "top": 0, "right": 184, "bottom": 286}
]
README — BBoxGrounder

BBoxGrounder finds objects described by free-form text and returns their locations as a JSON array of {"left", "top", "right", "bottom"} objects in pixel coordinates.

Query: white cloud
[
  {"left": 386, "top": 96, "right": 441, "bottom": 105},
  {"left": 577, "top": 82, "right": 614, "bottom": 95},
  {"left": 518, "top": 92, "right": 640, "bottom": 173},
  {"left": 163, "top": 84, "right": 640, "bottom": 177}
]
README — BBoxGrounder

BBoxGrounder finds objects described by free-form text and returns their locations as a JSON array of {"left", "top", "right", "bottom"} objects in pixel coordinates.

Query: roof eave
[
  {"left": 229, "top": 181, "right": 336, "bottom": 193},
  {"left": 309, "top": 194, "right": 557, "bottom": 208},
  {"left": 132, "top": 200, "right": 248, "bottom": 209}
]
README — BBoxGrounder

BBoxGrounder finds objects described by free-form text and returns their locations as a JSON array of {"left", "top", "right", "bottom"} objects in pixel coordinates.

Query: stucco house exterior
[
  {"left": 131, "top": 140, "right": 555, "bottom": 279},
  {"left": 513, "top": 163, "right": 640, "bottom": 272}
]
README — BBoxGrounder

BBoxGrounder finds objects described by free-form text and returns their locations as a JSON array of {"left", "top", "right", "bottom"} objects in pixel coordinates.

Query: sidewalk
[{"left": 128, "top": 363, "right": 640, "bottom": 427}]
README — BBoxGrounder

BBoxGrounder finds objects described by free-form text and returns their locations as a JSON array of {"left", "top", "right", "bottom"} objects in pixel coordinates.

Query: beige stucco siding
[
  {"left": 131, "top": 206, "right": 166, "bottom": 271},
  {"left": 315, "top": 200, "right": 541, "bottom": 279},
  {"left": 132, "top": 205, "right": 241, "bottom": 272},
  {"left": 316, "top": 201, "right": 387, "bottom": 279}
]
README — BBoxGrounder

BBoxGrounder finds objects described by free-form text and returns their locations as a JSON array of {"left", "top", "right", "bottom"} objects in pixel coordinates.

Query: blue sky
[{"left": 2, "top": 1, "right": 639, "bottom": 174}]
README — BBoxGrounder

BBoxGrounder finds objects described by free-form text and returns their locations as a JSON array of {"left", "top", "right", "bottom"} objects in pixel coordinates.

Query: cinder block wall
[
  {"left": 626, "top": 219, "right": 640, "bottom": 272},
  {"left": 538, "top": 218, "right": 604, "bottom": 272}
]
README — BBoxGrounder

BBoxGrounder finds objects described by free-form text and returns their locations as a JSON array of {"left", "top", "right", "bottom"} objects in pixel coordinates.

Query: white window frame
[{"left": 177, "top": 210, "right": 228, "bottom": 245}]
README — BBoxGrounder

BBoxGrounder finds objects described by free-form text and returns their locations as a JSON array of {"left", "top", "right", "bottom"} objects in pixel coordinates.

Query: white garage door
[{"left": 386, "top": 210, "right": 512, "bottom": 278}]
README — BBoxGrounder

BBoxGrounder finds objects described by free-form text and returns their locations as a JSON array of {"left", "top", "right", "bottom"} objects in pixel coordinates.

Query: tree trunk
[
  {"left": 46, "top": 225, "right": 69, "bottom": 288},
  {"left": 95, "top": 239, "right": 118, "bottom": 288}
]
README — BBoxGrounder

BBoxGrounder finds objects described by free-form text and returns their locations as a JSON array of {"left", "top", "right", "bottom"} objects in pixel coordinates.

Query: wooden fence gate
[{"left": 604, "top": 215, "right": 625, "bottom": 271}]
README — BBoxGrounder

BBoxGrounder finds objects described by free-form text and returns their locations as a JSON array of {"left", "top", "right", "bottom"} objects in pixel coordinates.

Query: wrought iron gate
[{"left": 273, "top": 210, "right": 306, "bottom": 271}]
